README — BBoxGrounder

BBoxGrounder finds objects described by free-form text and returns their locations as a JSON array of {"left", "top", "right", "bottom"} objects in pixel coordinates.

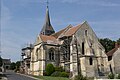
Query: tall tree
[
  {"left": 99, "top": 38, "right": 115, "bottom": 53},
  {"left": 16, "top": 61, "right": 21, "bottom": 69},
  {"left": 10, "top": 62, "right": 16, "bottom": 70}
]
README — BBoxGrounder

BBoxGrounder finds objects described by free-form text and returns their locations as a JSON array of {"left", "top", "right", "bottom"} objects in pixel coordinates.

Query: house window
[
  {"left": 85, "top": 30, "right": 88, "bottom": 36},
  {"left": 82, "top": 42, "right": 84, "bottom": 55},
  {"left": 49, "top": 49, "right": 54, "bottom": 60},
  {"left": 89, "top": 57, "right": 93, "bottom": 65}
]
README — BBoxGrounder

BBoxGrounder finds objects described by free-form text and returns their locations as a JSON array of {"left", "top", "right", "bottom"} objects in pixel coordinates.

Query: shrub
[
  {"left": 74, "top": 74, "right": 87, "bottom": 80},
  {"left": 55, "top": 66, "right": 64, "bottom": 72},
  {"left": 116, "top": 74, "right": 120, "bottom": 79},
  {"left": 108, "top": 73, "right": 114, "bottom": 79},
  {"left": 45, "top": 64, "right": 55, "bottom": 76},
  {"left": 51, "top": 71, "right": 61, "bottom": 77},
  {"left": 59, "top": 72, "right": 69, "bottom": 78}
]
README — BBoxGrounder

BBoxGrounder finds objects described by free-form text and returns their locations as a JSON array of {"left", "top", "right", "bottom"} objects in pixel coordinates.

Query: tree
[
  {"left": 45, "top": 64, "right": 55, "bottom": 76},
  {"left": 117, "top": 38, "right": 120, "bottom": 44},
  {"left": 10, "top": 62, "right": 16, "bottom": 70},
  {"left": 0, "top": 56, "right": 3, "bottom": 67},
  {"left": 15, "top": 61, "right": 21, "bottom": 69},
  {"left": 99, "top": 38, "right": 115, "bottom": 53}
]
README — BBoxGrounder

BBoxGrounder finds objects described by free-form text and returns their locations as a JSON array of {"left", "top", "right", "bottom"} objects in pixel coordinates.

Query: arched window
[
  {"left": 49, "top": 49, "right": 54, "bottom": 60},
  {"left": 89, "top": 57, "right": 93, "bottom": 65}
]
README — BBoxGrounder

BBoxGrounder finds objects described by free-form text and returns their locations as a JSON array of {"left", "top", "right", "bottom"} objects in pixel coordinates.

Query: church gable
[
  {"left": 34, "top": 35, "right": 42, "bottom": 45},
  {"left": 74, "top": 21, "right": 105, "bottom": 56}
]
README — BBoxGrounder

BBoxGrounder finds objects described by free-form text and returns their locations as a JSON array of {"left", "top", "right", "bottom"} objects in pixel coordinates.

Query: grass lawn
[{"left": 34, "top": 76, "right": 70, "bottom": 80}]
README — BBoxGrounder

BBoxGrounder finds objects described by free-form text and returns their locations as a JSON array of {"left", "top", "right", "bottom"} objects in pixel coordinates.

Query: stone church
[{"left": 30, "top": 5, "right": 109, "bottom": 78}]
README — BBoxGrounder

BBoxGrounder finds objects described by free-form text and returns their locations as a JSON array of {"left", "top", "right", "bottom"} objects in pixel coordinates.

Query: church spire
[{"left": 40, "top": 0, "right": 55, "bottom": 36}]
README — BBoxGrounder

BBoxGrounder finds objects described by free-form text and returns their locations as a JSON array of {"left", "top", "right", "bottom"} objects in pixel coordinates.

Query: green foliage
[
  {"left": 0, "top": 56, "right": 3, "bottom": 67},
  {"left": 34, "top": 75, "right": 69, "bottom": 80},
  {"left": 74, "top": 74, "right": 87, "bottom": 80},
  {"left": 99, "top": 38, "right": 115, "bottom": 52},
  {"left": 108, "top": 73, "right": 115, "bottom": 79},
  {"left": 15, "top": 61, "right": 21, "bottom": 69},
  {"left": 45, "top": 64, "right": 55, "bottom": 76},
  {"left": 51, "top": 71, "right": 61, "bottom": 77},
  {"left": 55, "top": 66, "right": 64, "bottom": 72},
  {"left": 116, "top": 74, "right": 120, "bottom": 79},
  {"left": 51, "top": 71, "right": 69, "bottom": 78},
  {"left": 10, "top": 62, "right": 16, "bottom": 70},
  {"left": 117, "top": 38, "right": 120, "bottom": 44},
  {"left": 59, "top": 72, "right": 69, "bottom": 78},
  {"left": 51, "top": 66, "right": 69, "bottom": 78}
]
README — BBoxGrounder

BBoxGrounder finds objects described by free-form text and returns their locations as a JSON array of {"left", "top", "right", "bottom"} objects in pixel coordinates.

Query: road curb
[
  {"left": 2, "top": 77, "right": 8, "bottom": 80},
  {"left": 16, "top": 73, "right": 40, "bottom": 80},
  {"left": 0, "top": 72, "right": 8, "bottom": 80}
]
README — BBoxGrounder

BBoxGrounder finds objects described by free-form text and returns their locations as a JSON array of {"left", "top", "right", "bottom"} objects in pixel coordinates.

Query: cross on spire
[
  {"left": 46, "top": 0, "right": 49, "bottom": 8},
  {"left": 40, "top": 0, "right": 55, "bottom": 35}
]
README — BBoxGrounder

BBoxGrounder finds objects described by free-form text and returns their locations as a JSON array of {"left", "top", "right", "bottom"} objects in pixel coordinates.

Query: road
[{"left": 4, "top": 70, "right": 37, "bottom": 80}]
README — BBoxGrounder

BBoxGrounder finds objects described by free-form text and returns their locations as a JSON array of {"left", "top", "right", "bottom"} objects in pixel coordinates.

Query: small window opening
[
  {"left": 82, "top": 42, "right": 85, "bottom": 55},
  {"left": 89, "top": 57, "right": 93, "bottom": 65},
  {"left": 85, "top": 30, "right": 88, "bottom": 36}
]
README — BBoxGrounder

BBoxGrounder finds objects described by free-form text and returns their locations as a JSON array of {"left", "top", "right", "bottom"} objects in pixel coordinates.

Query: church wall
[
  {"left": 70, "top": 21, "right": 108, "bottom": 77},
  {"left": 45, "top": 45, "right": 59, "bottom": 67},
  {"left": 30, "top": 36, "right": 46, "bottom": 76}
]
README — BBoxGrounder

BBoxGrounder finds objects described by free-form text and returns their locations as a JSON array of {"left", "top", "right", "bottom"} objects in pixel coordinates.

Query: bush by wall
[
  {"left": 55, "top": 66, "right": 64, "bottom": 72},
  {"left": 45, "top": 64, "right": 55, "bottom": 76},
  {"left": 108, "top": 73, "right": 115, "bottom": 79},
  {"left": 59, "top": 72, "right": 69, "bottom": 78},
  {"left": 116, "top": 74, "right": 120, "bottom": 79},
  {"left": 74, "top": 74, "right": 87, "bottom": 80},
  {"left": 51, "top": 71, "right": 61, "bottom": 77}
]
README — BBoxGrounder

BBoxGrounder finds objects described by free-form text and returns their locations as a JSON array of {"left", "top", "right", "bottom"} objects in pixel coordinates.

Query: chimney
[{"left": 115, "top": 43, "right": 119, "bottom": 48}]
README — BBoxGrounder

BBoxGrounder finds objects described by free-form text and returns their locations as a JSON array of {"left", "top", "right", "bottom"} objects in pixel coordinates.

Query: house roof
[
  {"left": 64, "top": 24, "right": 81, "bottom": 36},
  {"left": 40, "top": 34, "right": 56, "bottom": 42},
  {"left": 106, "top": 43, "right": 120, "bottom": 56},
  {"left": 59, "top": 24, "right": 81, "bottom": 38},
  {"left": 52, "top": 25, "right": 72, "bottom": 38},
  {"left": 106, "top": 48, "right": 117, "bottom": 56}
]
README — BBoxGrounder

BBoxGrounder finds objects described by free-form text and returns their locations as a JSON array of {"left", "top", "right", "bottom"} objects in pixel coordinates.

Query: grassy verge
[{"left": 33, "top": 75, "right": 69, "bottom": 80}]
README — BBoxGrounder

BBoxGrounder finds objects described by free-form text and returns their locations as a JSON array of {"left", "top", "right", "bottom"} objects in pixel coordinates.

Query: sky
[{"left": 1, "top": 0, "right": 120, "bottom": 62}]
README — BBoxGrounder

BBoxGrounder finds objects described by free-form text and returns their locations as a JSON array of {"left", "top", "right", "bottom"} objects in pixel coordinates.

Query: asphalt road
[{"left": 4, "top": 70, "right": 36, "bottom": 80}]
